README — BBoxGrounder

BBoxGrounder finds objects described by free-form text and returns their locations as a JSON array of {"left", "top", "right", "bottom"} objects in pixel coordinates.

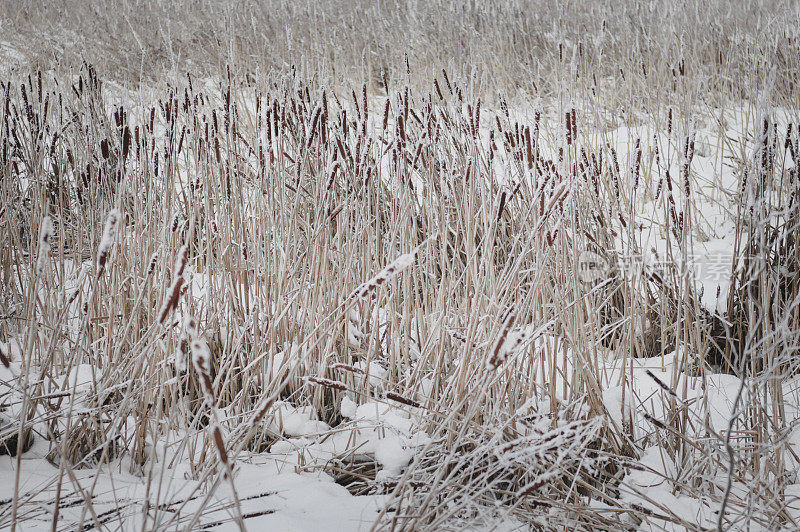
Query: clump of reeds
[{"left": 2, "top": 37, "right": 799, "bottom": 529}]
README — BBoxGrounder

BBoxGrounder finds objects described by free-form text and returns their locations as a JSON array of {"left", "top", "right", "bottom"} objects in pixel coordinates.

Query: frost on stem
[{"left": 97, "top": 209, "right": 121, "bottom": 278}]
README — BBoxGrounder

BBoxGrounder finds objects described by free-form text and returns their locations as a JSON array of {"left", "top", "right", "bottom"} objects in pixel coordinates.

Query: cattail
[
  {"left": 382, "top": 98, "right": 390, "bottom": 133},
  {"left": 565, "top": 110, "right": 573, "bottom": 145},
  {"left": 327, "top": 161, "right": 339, "bottom": 190},
  {"left": 525, "top": 127, "right": 533, "bottom": 169},
  {"left": 351, "top": 88, "right": 361, "bottom": 121},
  {"left": 157, "top": 245, "right": 188, "bottom": 324},
  {"left": 667, "top": 108, "right": 673, "bottom": 135},
  {"left": 442, "top": 69, "right": 452, "bottom": 94},
  {"left": 174, "top": 126, "right": 183, "bottom": 156},
  {"left": 304, "top": 376, "right": 347, "bottom": 391},
  {"left": 306, "top": 104, "right": 322, "bottom": 148},
  {"left": 175, "top": 337, "right": 188, "bottom": 373},
  {"left": 97, "top": 209, "right": 121, "bottom": 278},
  {"left": 643, "top": 413, "right": 667, "bottom": 431},
  {"left": 36, "top": 216, "right": 53, "bottom": 276},
  {"left": 487, "top": 311, "right": 516, "bottom": 369},
  {"left": 397, "top": 114, "right": 406, "bottom": 145},
  {"left": 211, "top": 424, "right": 229, "bottom": 468},
  {"left": 332, "top": 362, "right": 366, "bottom": 374},
  {"left": 403, "top": 86, "right": 409, "bottom": 124},
  {"left": 646, "top": 369, "right": 678, "bottom": 399},
  {"left": 385, "top": 391, "right": 420, "bottom": 408},
  {"left": 336, "top": 136, "right": 347, "bottom": 162},
  {"left": 609, "top": 146, "right": 620, "bottom": 198},
  {"left": 0, "top": 344, "right": 9, "bottom": 369},
  {"left": 184, "top": 315, "right": 199, "bottom": 339},
  {"left": 409, "top": 108, "right": 422, "bottom": 126},
  {"left": 249, "top": 395, "right": 277, "bottom": 430},
  {"left": 497, "top": 191, "right": 508, "bottom": 223},
  {"left": 348, "top": 249, "right": 418, "bottom": 302},
  {"left": 362, "top": 84, "right": 368, "bottom": 135},
  {"left": 632, "top": 138, "right": 641, "bottom": 191},
  {"left": 541, "top": 181, "right": 570, "bottom": 220},
  {"left": 571, "top": 108, "right": 577, "bottom": 141},
  {"left": 191, "top": 337, "right": 215, "bottom": 408},
  {"left": 145, "top": 251, "right": 158, "bottom": 276},
  {"left": 682, "top": 133, "right": 695, "bottom": 198}
]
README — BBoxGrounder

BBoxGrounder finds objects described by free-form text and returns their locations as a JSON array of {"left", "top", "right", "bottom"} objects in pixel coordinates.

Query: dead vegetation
[{"left": 1, "top": 1, "right": 800, "bottom": 530}]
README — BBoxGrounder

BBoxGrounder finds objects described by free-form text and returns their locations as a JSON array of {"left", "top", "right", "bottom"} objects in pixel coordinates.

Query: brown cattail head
[
  {"left": 682, "top": 133, "right": 695, "bottom": 198},
  {"left": 565, "top": 110, "right": 573, "bottom": 145},
  {"left": 645, "top": 369, "right": 678, "bottom": 399},
  {"left": 385, "top": 391, "right": 421, "bottom": 408},
  {"left": 146, "top": 251, "right": 159, "bottom": 277},
  {"left": 331, "top": 362, "right": 366, "bottom": 374},
  {"left": 157, "top": 245, "right": 189, "bottom": 324},
  {"left": 487, "top": 311, "right": 516, "bottom": 369},
  {"left": 632, "top": 138, "right": 641, "bottom": 191},
  {"left": 667, "top": 108, "right": 673, "bottom": 135},
  {"left": 382, "top": 98, "right": 390, "bottom": 133},
  {"left": 0, "top": 344, "right": 9, "bottom": 369},
  {"left": 212, "top": 424, "right": 229, "bottom": 466},
  {"left": 304, "top": 376, "right": 348, "bottom": 391}
]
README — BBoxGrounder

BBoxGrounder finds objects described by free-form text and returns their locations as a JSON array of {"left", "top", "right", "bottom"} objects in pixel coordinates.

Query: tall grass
[{"left": 1, "top": 1, "right": 800, "bottom": 529}]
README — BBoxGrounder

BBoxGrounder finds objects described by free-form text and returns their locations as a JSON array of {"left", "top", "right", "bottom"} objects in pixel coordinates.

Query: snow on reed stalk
[
  {"left": 96, "top": 209, "right": 120, "bottom": 277},
  {"left": 347, "top": 251, "right": 417, "bottom": 302},
  {"left": 347, "top": 238, "right": 431, "bottom": 305},
  {"left": 35, "top": 216, "right": 52, "bottom": 276},
  {"left": 190, "top": 336, "right": 215, "bottom": 408}
]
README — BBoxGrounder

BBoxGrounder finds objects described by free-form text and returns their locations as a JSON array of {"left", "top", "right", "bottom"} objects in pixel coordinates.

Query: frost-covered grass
[{"left": 2, "top": 1, "right": 800, "bottom": 530}]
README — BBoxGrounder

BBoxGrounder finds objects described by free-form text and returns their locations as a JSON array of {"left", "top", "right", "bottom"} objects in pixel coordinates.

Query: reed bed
[{"left": 1, "top": 1, "right": 800, "bottom": 530}]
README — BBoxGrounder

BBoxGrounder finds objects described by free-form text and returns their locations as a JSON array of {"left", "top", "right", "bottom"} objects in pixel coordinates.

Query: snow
[
  {"left": 0, "top": 451, "right": 382, "bottom": 531},
  {"left": 273, "top": 402, "right": 331, "bottom": 437},
  {"left": 374, "top": 437, "right": 411, "bottom": 479},
  {"left": 263, "top": 396, "right": 427, "bottom": 482}
]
